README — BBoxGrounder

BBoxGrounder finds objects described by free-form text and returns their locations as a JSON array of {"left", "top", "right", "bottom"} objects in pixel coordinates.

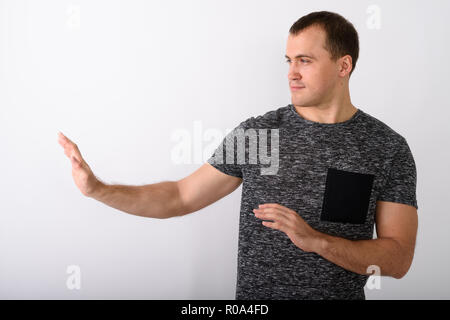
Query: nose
[
  {"left": 287, "top": 63, "right": 302, "bottom": 81},
  {"left": 288, "top": 69, "right": 302, "bottom": 81}
]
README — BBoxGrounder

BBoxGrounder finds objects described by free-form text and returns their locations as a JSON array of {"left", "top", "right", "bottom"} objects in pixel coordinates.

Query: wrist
[
  {"left": 87, "top": 178, "right": 107, "bottom": 199},
  {"left": 311, "top": 230, "right": 329, "bottom": 255}
]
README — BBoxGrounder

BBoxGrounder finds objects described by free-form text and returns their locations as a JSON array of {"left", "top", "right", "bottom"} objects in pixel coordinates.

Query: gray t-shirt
[{"left": 207, "top": 104, "right": 418, "bottom": 300}]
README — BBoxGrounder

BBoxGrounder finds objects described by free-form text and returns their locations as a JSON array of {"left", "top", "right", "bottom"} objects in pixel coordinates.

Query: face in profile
[{"left": 285, "top": 25, "right": 345, "bottom": 108}]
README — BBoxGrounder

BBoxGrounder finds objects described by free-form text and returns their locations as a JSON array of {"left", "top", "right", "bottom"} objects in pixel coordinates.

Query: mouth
[{"left": 290, "top": 86, "right": 305, "bottom": 91}]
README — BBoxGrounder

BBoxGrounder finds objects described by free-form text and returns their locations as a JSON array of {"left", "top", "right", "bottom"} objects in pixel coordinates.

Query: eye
[{"left": 285, "top": 59, "right": 310, "bottom": 64}]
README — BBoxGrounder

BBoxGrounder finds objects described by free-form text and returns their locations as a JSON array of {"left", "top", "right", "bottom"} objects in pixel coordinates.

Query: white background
[{"left": 0, "top": 0, "right": 449, "bottom": 299}]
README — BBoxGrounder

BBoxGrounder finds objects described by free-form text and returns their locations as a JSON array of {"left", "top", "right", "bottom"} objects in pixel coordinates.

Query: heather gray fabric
[{"left": 206, "top": 104, "right": 418, "bottom": 300}]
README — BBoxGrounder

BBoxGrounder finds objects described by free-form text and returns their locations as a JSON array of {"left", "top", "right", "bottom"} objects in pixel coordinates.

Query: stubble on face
[{"left": 286, "top": 25, "right": 339, "bottom": 108}]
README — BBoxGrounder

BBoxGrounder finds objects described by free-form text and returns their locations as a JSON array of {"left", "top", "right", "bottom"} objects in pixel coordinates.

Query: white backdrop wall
[{"left": 0, "top": 0, "right": 449, "bottom": 299}]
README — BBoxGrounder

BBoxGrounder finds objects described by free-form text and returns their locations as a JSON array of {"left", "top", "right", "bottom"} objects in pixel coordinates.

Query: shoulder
[
  {"left": 357, "top": 109, "right": 409, "bottom": 148},
  {"left": 237, "top": 105, "right": 290, "bottom": 129}
]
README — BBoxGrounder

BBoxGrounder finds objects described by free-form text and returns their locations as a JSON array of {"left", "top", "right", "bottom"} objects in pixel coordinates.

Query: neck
[{"left": 292, "top": 84, "right": 357, "bottom": 124}]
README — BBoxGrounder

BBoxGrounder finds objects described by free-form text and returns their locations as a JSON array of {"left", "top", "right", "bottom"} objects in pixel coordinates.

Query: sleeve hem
[
  {"left": 376, "top": 197, "right": 418, "bottom": 210},
  {"left": 206, "top": 161, "right": 243, "bottom": 179}
]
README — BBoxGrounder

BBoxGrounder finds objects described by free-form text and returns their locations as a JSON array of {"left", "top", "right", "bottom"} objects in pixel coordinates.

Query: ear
[{"left": 338, "top": 55, "right": 353, "bottom": 77}]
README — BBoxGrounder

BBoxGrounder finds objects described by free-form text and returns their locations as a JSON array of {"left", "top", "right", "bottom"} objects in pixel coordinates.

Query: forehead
[{"left": 286, "top": 25, "right": 328, "bottom": 58}]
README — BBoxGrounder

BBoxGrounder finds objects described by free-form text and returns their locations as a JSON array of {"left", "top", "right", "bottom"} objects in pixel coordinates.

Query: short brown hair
[{"left": 289, "top": 11, "right": 359, "bottom": 76}]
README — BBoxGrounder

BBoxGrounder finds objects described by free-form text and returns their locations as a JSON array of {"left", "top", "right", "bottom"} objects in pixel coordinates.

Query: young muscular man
[{"left": 58, "top": 11, "right": 418, "bottom": 300}]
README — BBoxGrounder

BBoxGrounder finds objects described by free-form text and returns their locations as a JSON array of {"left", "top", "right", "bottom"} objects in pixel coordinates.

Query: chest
[{"left": 240, "top": 136, "right": 389, "bottom": 240}]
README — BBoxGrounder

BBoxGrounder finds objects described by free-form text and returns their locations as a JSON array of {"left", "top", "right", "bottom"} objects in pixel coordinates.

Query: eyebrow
[{"left": 284, "top": 54, "right": 316, "bottom": 60}]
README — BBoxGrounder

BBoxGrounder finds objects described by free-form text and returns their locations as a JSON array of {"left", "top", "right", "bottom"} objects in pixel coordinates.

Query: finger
[
  {"left": 64, "top": 145, "right": 81, "bottom": 165},
  {"left": 58, "top": 132, "right": 68, "bottom": 148},
  {"left": 261, "top": 220, "right": 287, "bottom": 234},
  {"left": 259, "top": 203, "right": 291, "bottom": 213},
  {"left": 255, "top": 213, "right": 286, "bottom": 227},
  {"left": 58, "top": 133, "right": 83, "bottom": 162},
  {"left": 260, "top": 203, "right": 299, "bottom": 217},
  {"left": 259, "top": 203, "right": 281, "bottom": 208},
  {"left": 254, "top": 207, "right": 289, "bottom": 220},
  {"left": 58, "top": 132, "right": 75, "bottom": 149},
  {"left": 61, "top": 140, "right": 80, "bottom": 163},
  {"left": 254, "top": 208, "right": 290, "bottom": 232},
  {"left": 64, "top": 147, "right": 71, "bottom": 158},
  {"left": 262, "top": 220, "right": 277, "bottom": 229},
  {"left": 71, "top": 143, "right": 83, "bottom": 162},
  {"left": 70, "top": 155, "right": 81, "bottom": 168}
]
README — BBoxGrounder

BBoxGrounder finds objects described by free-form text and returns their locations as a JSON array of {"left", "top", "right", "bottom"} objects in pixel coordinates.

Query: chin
[{"left": 291, "top": 99, "right": 313, "bottom": 107}]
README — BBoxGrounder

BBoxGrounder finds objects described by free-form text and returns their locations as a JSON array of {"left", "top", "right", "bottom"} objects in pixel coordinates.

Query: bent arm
[{"left": 314, "top": 201, "right": 418, "bottom": 279}]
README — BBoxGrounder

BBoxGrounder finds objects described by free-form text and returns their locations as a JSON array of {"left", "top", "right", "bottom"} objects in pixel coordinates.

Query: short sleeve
[
  {"left": 206, "top": 118, "right": 253, "bottom": 178},
  {"left": 377, "top": 137, "right": 418, "bottom": 209}
]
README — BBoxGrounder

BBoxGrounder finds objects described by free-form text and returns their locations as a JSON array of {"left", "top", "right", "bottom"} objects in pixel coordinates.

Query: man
[{"left": 58, "top": 11, "right": 418, "bottom": 300}]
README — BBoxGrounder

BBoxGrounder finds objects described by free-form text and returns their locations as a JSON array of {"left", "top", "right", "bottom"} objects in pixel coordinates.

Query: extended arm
[{"left": 58, "top": 132, "right": 242, "bottom": 219}]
